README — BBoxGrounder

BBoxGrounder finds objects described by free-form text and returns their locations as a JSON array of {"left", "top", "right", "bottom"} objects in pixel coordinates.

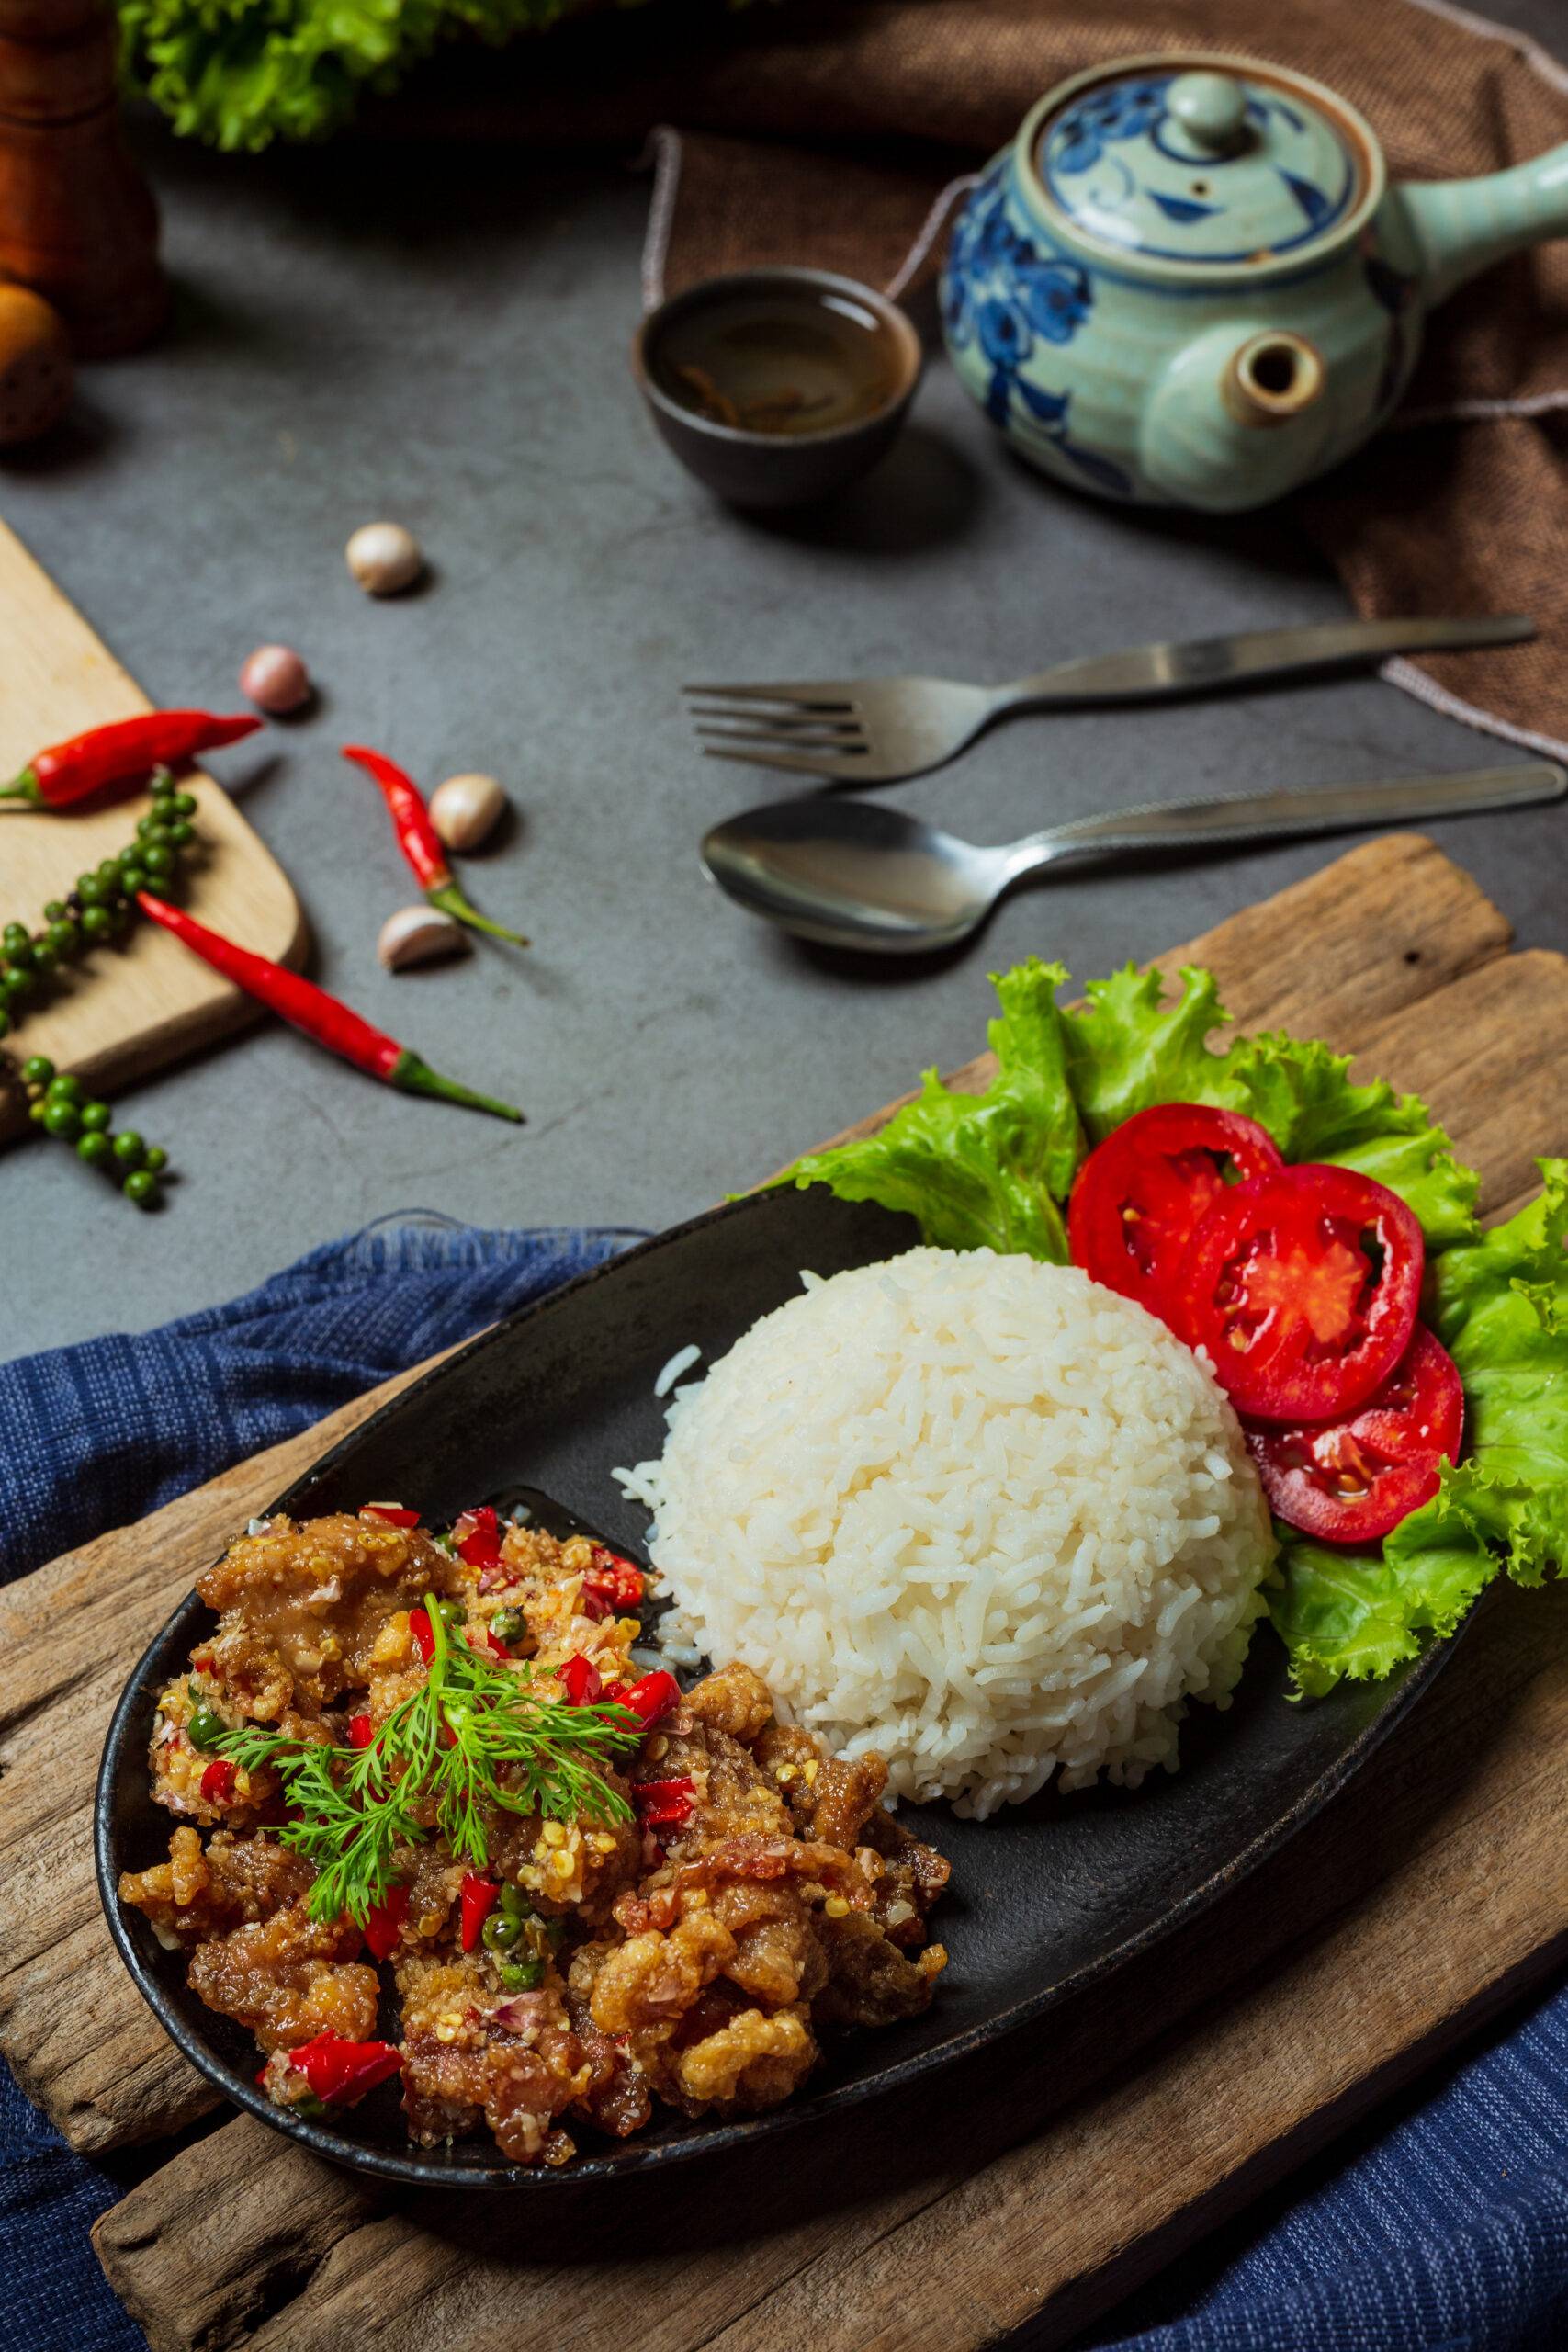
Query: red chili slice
[
  {"left": 1179, "top": 1163, "right": 1424, "bottom": 1421},
  {"left": 1247, "top": 1324, "right": 1462, "bottom": 1544},
  {"left": 458, "top": 1871, "right": 499, "bottom": 1952},
  {"left": 1068, "top": 1103, "right": 1282, "bottom": 1319},
  {"left": 363, "top": 1885, "right": 409, "bottom": 1962}
]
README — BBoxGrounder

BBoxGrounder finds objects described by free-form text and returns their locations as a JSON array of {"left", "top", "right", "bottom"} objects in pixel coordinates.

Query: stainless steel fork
[{"left": 684, "top": 613, "right": 1533, "bottom": 785}]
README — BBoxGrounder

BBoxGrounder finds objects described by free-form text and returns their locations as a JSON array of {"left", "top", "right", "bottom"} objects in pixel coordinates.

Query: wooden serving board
[
  {"left": 1, "top": 835, "right": 1564, "bottom": 2352},
  {"left": 0, "top": 516, "right": 303, "bottom": 1139}
]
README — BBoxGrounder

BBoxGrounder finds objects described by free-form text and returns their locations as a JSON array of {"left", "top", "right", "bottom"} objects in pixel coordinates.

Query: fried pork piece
[
  {"left": 187, "top": 1899, "right": 376, "bottom": 2052},
  {"left": 755, "top": 1719, "right": 951, "bottom": 1943},
  {"left": 812, "top": 1908, "right": 947, "bottom": 2029},
  {"left": 396, "top": 1952, "right": 588, "bottom": 2164},
  {"left": 196, "top": 1511, "right": 463, "bottom": 1715},
  {"left": 564, "top": 1944, "right": 654, "bottom": 2140},
  {"left": 119, "top": 1826, "right": 315, "bottom": 1948}
]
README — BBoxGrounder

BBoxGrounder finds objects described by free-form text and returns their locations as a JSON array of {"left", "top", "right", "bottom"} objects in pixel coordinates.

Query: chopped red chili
[
  {"left": 199, "top": 1758, "right": 236, "bottom": 1804},
  {"left": 583, "top": 1548, "right": 644, "bottom": 1613},
  {"left": 459, "top": 1871, "right": 499, "bottom": 1952},
  {"left": 408, "top": 1607, "right": 435, "bottom": 1664},
  {"left": 455, "top": 1505, "right": 502, "bottom": 1570},
  {"left": 632, "top": 1776, "right": 695, "bottom": 1826},
  {"left": 291, "top": 2030, "right": 402, "bottom": 2106},
  {"left": 347, "top": 1713, "right": 374, "bottom": 1750},
  {"left": 559, "top": 1654, "right": 602, "bottom": 1707},
  {"left": 619, "top": 1670, "right": 681, "bottom": 1729},
  {"left": 361, "top": 1503, "right": 420, "bottom": 1528},
  {"left": 363, "top": 1886, "right": 409, "bottom": 1962}
]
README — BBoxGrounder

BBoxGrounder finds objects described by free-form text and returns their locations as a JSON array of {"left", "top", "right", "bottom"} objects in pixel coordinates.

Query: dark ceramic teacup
[{"left": 633, "top": 266, "right": 923, "bottom": 510}]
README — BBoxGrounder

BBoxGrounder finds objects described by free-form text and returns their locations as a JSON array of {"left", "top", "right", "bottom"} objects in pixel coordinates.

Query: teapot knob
[{"left": 1167, "top": 70, "right": 1249, "bottom": 155}]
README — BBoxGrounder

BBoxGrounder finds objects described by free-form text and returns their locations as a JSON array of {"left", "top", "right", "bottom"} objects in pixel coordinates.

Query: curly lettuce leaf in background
[
  {"left": 783, "top": 961, "right": 1563, "bottom": 1697},
  {"left": 1273, "top": 1161, "right": 1568, "bottom": 1696},
  {"left": 118, "top": 0, "right": 648, "bottom": 151},
  {"left": 781, "top": 957, "right": 1083, "bottom": 1262}
]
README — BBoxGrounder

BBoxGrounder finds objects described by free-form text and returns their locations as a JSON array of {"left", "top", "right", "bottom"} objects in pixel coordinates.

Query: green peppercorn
[
  {"left": 3, "top": 922, "right": 31, "bottom": 957},
  {"left": 290, "top": 2091, "right": 328, "bottom": 2122},
  {"left": 46, "top": 1072, "right": 83, "bottom": 1102},
  {"left": 490, "top": 1607, "right": 525, "bottom": 1646},
  {"left": 42, "top": 1099, "right": 81, "bottom": 1139},
  {"left": 118, "top": 864, "right": 148, "bottom": 897},
  {"left": 1, "top": 967, "right": 35, "bottom": 1004},
  {"left": 0, "top": 1008, "right": 10, "bottom": 1043},
  {"left": 28, "top": 940, "right": 57, "bottom": 978},
  {"left": 499, "top": 1881, "right": 530, "bottom": 1920},
  {"left": 481, "top": 1910, "right": 523, "bottom": 1953},
  {"left": 135, "top": 814, "right": 163, "bottom": 841},
  {"left": 496, "top": 1957, "right": 545, "bottom": 1993},
  {"left": 28, "top": 1097, "right": 47, "bottom": 1123},
  {"left": 76, "top": 1131, "right": 111, "bottom": 1167},
  {"left": 20, "top": 1055, "right": 53, "bottom": 1086},
  {"left": 124, "top": 1169, "right": 160, "bottom": 1207},
  {"left": 143, "top": 1144, "right": 168, "bottom": 1172},
  {"left": 2, "top": 939, "right": 32, "bottom": 971},
  {"left": 46, "top": 921, "right": 79, "bottom": 958},
  {"left": 186, "top": 1704, "right": 225, "bottom": 1750},
  {"left": 170, "top": 791, "right": 197, "bottom": 818},
  {"left": 141, "top": 843, "right": 175, "bottom": 878},
  {"left": 434, "top": 1599, "right": 464, "bottom": 1630},
  {"left": 76, "top": 873, "right": 109, "bottom": 908},
  {"left": 79, "top": 1100, "right": 112, "bottom": 1132},
  {"left": 164, "top": 820, "right": 195, "bottom": 849},
  {"left": 42, "top": 900, "right": 66, "bottom": 924},
  {"left": 112, "top": 1129, "right": 144, "bottom": 1167},
  {"left": 79, "top": 904, "right": 114, "bottom": 942}
]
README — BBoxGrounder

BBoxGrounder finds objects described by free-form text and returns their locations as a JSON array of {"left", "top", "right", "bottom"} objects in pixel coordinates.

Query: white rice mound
[{"left": 615, "top": 1247, "right": 1276, "bottom": 1818}]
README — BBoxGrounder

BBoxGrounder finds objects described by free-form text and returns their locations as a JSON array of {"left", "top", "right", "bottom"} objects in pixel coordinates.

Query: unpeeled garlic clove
[
  {"left": 377, "top": 905, "right": 470, "bottom": 971},
  {"left": 430, "top": 771, "right": 507, "bottom": 852},
  {"left": 346, "top": 521, "right": 423, "bottom": 597}
]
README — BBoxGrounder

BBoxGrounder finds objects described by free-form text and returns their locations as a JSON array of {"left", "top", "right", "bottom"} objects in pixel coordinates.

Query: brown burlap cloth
[{"left": 397, "top": 0, "right": 1568, "bottom": 756}]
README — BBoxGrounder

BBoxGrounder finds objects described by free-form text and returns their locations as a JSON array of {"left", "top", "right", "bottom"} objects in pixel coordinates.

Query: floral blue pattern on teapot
[{"left": 942, "top": 52, "right": 1568, "bottom": 511}]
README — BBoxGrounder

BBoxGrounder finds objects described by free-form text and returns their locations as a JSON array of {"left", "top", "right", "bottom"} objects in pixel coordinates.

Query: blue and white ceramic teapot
[{"left": 942, "top": 51, "right": 1568, "bottom": 510}]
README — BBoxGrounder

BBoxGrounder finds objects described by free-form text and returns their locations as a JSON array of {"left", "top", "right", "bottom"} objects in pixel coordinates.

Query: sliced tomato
[
  {"left": 1247, "top": 1325, "right": 1462, "bottom": 1542},
  {"left": 1177, "top": 1162, "right": 1424, "bottom": 1422},
  {"left": 1067, "top": 1103, "right": 1282, "bottom": 1318}
]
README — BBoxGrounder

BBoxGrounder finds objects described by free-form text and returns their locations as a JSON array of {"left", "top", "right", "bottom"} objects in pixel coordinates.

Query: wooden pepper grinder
[{"left": 0, "top": 0, "right": 165, "bottom": 357}]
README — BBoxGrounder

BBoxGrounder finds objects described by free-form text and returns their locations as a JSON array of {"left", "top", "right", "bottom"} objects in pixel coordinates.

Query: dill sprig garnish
[{"left": 212, "top": 1594, "right": 641, "bottom": 1926}]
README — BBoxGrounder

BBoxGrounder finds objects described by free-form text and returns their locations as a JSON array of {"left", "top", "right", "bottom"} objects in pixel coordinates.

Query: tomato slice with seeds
[
  {"left": 1067, "top": 1103, "right": 1282, "bottom": 1320},
  {"left": 1246, "top": 1325, "right": 1462, "bottom": 1543},
  {"left": 1177, "top": 1162, "right": 1424, "bottom": 1422}
]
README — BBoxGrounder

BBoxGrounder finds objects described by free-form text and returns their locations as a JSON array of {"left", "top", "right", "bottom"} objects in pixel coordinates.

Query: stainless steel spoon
[{"left": 701, "top": 763, "right": 1567, "bottom": 954}]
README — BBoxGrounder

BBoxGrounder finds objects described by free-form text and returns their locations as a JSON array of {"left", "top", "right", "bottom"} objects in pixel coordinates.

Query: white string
[
  {"left": 884, "top": 173, "right": 982, "bottom": 299},
  {"left": 1381, "top": 656, "right": 1568, "bottom": 764},
  {"left": 637, "top": 125, "right": 684, "bottom": 316},
  {"left": 1393, "top": 389, "right": 1568, "bottom": 426}
]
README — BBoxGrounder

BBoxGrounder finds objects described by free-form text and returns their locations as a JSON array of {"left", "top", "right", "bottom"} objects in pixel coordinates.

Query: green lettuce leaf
[
  {"left": 779, "top": 958, "right": 1081, "bottom": 1262},
  {"left": 1270, "top": 1161, "right": 1568, "bottom": 1694}
]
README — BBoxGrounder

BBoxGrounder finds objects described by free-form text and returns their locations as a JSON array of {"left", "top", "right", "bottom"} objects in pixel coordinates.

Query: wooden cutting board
[
  {"left": 0, "top": 516, "right": 303, "bottom": 1140},
  {"left": 1, "top": 835, "right": 1564, "bottom": 2352}
]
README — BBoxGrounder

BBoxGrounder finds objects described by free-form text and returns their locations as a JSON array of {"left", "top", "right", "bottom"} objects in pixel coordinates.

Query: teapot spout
[
  {"left": 1397, "top": 143, "right": 1568, "bottom": 309},
  {"left": 1139, "top": 325, "right": 1332, "bottom": 514}
]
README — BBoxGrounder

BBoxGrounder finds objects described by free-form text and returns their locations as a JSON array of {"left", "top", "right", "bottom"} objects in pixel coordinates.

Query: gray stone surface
[{"left": 4, "top": 62, "right": 1565, "bottom": 1359}]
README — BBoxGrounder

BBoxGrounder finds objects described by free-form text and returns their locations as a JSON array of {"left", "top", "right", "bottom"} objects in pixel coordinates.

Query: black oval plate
[{"left": 96, "top": 1185, "right": 1460, "bottom": 2188}]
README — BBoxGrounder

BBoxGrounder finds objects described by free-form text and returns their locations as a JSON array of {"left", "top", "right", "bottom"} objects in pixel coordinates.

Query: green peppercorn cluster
[
  {"left": 0, "top": 771, "right": 197, "bottom": 1045},
  {"left": 483, "top": 1880, "right": 563, "bottom": 1991},
  {"left": 19, "top": 1057, "right": 170, "bottom": 1206}
]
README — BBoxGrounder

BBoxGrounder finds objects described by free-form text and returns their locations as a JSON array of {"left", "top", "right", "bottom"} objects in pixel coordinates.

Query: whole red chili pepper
[
  {"left": 0, "top": 711, "right": 261, "bottom": 808},
  {"left": 618, "top": 1670, "right": 681, "bottom": 1730},
  {"left": 363, "top": 1886, "right": 409, "bottom": 1962},
  {"left": 136, "top": 892, "right": 523, "bottom": 1124},
  {"left": 291, "top": 2031, "right": 403, "bottom": 2106},
  {"left": 341, "top": 744, "right": 528, "bottom": 946},
  {"left": 459, "top": 1871, "right": 499, "bottom": 1951}
]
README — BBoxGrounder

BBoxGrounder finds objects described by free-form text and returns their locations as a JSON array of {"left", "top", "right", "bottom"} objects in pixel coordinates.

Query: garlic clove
[
  {"left": 346, "top": 521, "right": 423, "bottom": 597},
  {"left": 430, "top": 771, "right": 507, "bottom": 853},
  {"left": 240, "top": 643, "right": 311, "bottom": 714},
  {"left": 378, "top": 905, "right": 470, "bottom": 971}
]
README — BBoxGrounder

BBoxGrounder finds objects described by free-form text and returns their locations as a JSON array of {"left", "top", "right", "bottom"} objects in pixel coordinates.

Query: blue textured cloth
[{"left": 4, "top": 1215, "right": 1568, "bottom": 2352}]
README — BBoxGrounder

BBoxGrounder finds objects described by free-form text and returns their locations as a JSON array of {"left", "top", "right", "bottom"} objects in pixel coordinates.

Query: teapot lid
[{"left": 1029, "top": 55, "right": 1382, "bottom": 277}]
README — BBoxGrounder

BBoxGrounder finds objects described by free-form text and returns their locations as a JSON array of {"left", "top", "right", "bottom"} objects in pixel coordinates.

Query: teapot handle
[{"left": 1400, "top": 142, "right": 1568, "bottom": 308}]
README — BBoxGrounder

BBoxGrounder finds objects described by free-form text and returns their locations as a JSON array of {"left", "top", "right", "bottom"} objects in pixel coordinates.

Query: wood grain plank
[
  {"left": 0, "top": 515, "right": 304, "bottom": 1143},
  {"left": 0, "top": 838, "right": 1526, "bottom": 2160}
]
